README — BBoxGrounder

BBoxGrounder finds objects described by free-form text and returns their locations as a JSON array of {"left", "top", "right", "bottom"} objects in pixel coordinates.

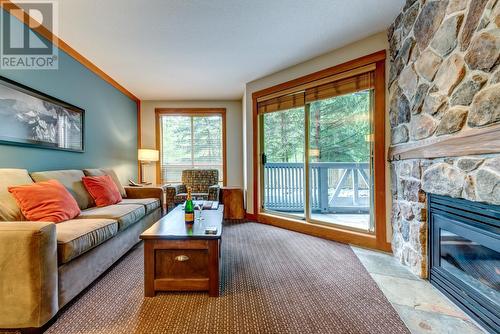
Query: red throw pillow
[
  {"left": 8, "top": 180, "right": 81, "bottom": 223},
  {"left": 82, "top": 175, "right": 122, "bottom": 207}
]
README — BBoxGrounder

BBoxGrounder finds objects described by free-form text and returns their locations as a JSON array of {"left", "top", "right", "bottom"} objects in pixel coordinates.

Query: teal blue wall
[{"left": 0, "top": 9, "right": 138, "bottom": 182}]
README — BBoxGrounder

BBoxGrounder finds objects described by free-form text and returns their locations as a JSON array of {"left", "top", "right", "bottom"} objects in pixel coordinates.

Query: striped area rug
[{"left": 43, "top": 221, "right": 408, "bottom": 334}]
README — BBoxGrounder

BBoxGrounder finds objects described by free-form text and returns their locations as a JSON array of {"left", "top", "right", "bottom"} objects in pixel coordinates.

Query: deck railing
[{"left": 263, "top": 162, "right": 370, "bottom": 214}]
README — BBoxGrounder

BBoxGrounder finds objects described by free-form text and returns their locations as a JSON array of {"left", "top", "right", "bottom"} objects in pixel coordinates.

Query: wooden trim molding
[
  {"left": 258, "top": 213, "right": 392, "bottom": 252},
  {"left": 388, "top": 124, "right": 500, "bottom": 161},
  {"left": 155, "top": 108, "right": 227, "bottom": 186},
  {"left": 251, "top": 51, "right": 389, "bottom": 251},
  {"left": 252, "top": 50, "right": 386, "bottom": 101},
  {"left": 0, "top": 1, "right": 139, "bottom": 102},
  {"left": 137, "top": 100, "right": 142, "bottom": 180}
]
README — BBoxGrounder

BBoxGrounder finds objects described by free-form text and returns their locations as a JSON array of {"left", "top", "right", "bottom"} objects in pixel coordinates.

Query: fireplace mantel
[{"left": 388, "top": 124, "right": 500, "bottom": 161}]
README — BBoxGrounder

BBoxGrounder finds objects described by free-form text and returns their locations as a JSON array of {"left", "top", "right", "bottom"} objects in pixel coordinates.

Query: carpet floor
[{"left": 43, "top": 222, "right": 409, "bottom": 333}]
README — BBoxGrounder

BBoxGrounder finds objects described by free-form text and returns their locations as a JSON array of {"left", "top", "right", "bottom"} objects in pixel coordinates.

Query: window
[{"left": 156, "top": 108, "right": 226, "bottom": 184}]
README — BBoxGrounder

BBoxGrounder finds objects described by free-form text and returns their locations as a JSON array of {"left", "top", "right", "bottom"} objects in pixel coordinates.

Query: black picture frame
[{"left": 0, "top": 75, "right": 85, "bottom": 152}]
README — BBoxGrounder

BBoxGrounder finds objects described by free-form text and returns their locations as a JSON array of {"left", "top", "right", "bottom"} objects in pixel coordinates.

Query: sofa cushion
[
  {"left": 56, "top": 218, "right": 118, "bottom": 264},
  {"left": 118, "top": 198, "right": 160, "bottom": 214},
  {"left": 30, "top": 170, "right": 94, "bottom": 210},
  {"left": 83, "top": 168, "right": 127, "bottom": 198},
  {"left": 0, "top": 169, "right": 34, "bottom": 221},
  {"left": 78, "top": 204, "right": 145, "bottom": 231}
]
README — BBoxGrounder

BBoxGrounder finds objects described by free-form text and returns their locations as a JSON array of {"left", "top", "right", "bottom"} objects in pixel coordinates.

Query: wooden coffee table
[{"left": 140, "top": 204, "right": 223, "bottom": 297}]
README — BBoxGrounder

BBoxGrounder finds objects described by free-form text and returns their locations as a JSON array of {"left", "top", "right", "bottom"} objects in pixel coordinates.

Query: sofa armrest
[
  {"left": 208, "top": 184, "right": 220, "bottom": 201},
  {"left": 125, "top": 186, "right": 164, "bottom": 208},
  {"left": 0, "top": 222, "right": 58, "bottom": 329}
]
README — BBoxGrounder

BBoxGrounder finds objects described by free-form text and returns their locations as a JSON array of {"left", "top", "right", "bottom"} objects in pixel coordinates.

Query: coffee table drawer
[{"left": 155, "top": 249, "right": 209, "bottom": 279}]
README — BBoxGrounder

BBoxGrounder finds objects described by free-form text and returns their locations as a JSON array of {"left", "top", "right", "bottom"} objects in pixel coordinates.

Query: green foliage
[{"left": 263, "top": 90, "right": 372, "bottom": 163}]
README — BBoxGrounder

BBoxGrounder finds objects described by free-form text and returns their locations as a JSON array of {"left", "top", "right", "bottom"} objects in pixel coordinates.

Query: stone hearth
[{"left": 388, "top": 0, "right": 500, "bottom": 277}]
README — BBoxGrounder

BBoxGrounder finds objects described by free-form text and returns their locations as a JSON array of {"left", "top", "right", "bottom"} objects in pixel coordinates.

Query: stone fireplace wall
[{"left": 388, "top": 0, "right": 499, "bottom": 277}]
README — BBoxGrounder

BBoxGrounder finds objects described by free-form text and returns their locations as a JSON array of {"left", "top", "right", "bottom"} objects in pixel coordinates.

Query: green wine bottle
[{"left": 185, "top": 187, "right": 194, "bottom": 224}]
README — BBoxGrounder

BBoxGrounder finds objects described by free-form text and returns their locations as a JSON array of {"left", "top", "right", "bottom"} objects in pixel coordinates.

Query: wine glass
[{"left": 196, "top": 202, "right": 204, "bottom": 221}]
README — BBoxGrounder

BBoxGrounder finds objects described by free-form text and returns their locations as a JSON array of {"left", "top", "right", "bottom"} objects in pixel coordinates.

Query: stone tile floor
[{"left": 351, "top": 246, "right": 486, "bottom": 334}]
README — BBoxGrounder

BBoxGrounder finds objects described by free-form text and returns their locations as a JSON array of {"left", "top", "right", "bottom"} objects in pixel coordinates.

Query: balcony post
[{"left": 318, "top": 166, "right": 329, "bottom": 213}]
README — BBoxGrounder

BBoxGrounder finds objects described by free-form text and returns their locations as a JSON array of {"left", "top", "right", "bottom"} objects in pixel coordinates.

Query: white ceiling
[{"left": 53, "top": 0, "right": 403, "bottom": 100}]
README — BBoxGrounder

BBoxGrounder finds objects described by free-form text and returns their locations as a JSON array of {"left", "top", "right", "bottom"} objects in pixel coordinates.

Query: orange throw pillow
[
  {"left": 82, "top": 175, "right": 122, "bottom": 207},
  {"left": 8, "top": 180, "right": 81, "bottom": 223}
]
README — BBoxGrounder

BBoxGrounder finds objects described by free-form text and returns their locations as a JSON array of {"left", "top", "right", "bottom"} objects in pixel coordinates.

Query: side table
[{"left": 219, "top": 187, "right": 245, "bottom": 220}]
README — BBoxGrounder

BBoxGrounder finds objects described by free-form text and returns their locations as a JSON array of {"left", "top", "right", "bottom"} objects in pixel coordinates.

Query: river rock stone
[
  {"left": 492, "top": 69, "right": 500, "bottom": 84},
  {"left": 436, "top": 106, "right": 468, "bottom": 135},
  {"left": 463, "top": 175, "right": 477, "bottom": 201},
  {"left": 464, "top": 30, "right": 500, "bottom": 71},
  {"left": 392, "top": 125, "right": 409, "bottom": 144},
  {"left": 410, "top": 114, "right": 437, "bottom": 140},
  {"left": 390, "top": 88, "right": 411, "bottom": 126},
  {"left": 414, "top": 0, "right": 449, "bottom": 50},
  {"left": 450, "top": 74, "right": 488, "bottom": 106},
  {"left": 476, "top": 164, "right": 500, "bottom": 204},
  {"left": 431, "top": 14, "right": 464, "bottom": 56},
  {"left": 460, "top": 0, "right": 489, "bottom": 51},
  {"left": 399, "top": 64, "right": 419, "bottom": 99},
  {"left": 389, "top": 57, "right": 404, "bottom": 85},
  {"left": 399, "top": 202, "right": 415, "bottom": 220},
  {"left": 400, "top": 178, "right": 423, "bottom": 202},
  {"left": 413, "top": 203, "right": 426, "bottom": 222},
  {"left": 422, "top": 163, "right": 466, "bottom": 198},
  {"left": 399, "top": 160, "right": 421, "bottom": 179},
  {"left": 403, "top": 0, "right": 418, "bottom": 12},
  {"left": 400, "top": 37, "right": 416, "bottom": 65},
  {"left": 446, "top": 0, "right": 467, "bottom": 14},
  {"left": 457, "top": 157, "right": 484, "bottom": 172},
  {"left": 390, "top": 29, "right": 403, "bottom": 60},
  {"left": 423, "top": 92, "right": 448, "bottom": 115},
  {"left": 468, "top": 83, "right": 500, "bottom": 127},
  {"left": 402, "top": 2, "right": 420, "bottom": 37},
  {"left": 414, "top": 49, "right": 442, "bottom": 82},
  {"left": 412, "top": 83, "right": 429, "bottom": 114},
  {"left": 433, "top": 54, "right": 466, "bottom": 95}
]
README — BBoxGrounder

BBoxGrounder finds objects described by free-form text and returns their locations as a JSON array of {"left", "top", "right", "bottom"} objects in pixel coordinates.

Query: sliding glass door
[
  {"left": 261, "top": 107, "right": 305, "bottom": 218},
  {"left": 307, "top": 90, "right": 374, "bottom": 231},
  {"left": 258, "top": 69, "right": 376, "bottom": 233}
]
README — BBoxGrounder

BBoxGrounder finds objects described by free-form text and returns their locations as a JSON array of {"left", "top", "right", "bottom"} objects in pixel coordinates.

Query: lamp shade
[{"left": 138, "top": 149, "right": 159, "bottom": 162}]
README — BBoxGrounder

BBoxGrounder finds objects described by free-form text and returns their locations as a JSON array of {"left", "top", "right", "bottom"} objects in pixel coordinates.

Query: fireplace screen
[
  {"left": 429, "top": 194, "right": 500, "bottom": 333},
  {"left": 439, "top": 229, "right": 499, "bottom": 306}
]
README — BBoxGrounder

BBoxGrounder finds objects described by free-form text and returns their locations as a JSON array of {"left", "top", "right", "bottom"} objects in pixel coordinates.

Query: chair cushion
[
  {"left": 56, "top": 218, "right": 118, "bottom": 264},
  {"left": 0, "top": 169, "right": 34, "bottom": 221},
  {"left": 8, "top": 180, "right": 81, "bottom": 223},
  {"left": 175, "top": 193, "right": 208, "bottom": 202},
  {"left": 78, "top": 204, "right": 145, "bottom": 231},
  {"left": 30, "top": 170, "right": 94, "bottom": 210},
  {"left": 181, "top": 169, "right": 219, "bottom": 193},
  {"left": 117, "top": 198, "right": 160, "bottom": 214},
  {"left": 83, "top": 168, "right": 127, "bottom": 198}
]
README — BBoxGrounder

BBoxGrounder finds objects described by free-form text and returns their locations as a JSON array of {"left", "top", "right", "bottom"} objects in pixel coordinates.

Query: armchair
[{"left": 166, "top": 169, "right": 220, "bottom": 211}]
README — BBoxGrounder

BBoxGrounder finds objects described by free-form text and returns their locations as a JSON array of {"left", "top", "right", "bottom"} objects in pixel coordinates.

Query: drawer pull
[{"left": 175, "top": 255, "right": 190, "bottom": 262}]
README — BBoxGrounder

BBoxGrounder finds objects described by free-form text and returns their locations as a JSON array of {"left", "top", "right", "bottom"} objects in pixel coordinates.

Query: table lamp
[{"left": 138, "top": 149, "right": 159, "bottom": 184}]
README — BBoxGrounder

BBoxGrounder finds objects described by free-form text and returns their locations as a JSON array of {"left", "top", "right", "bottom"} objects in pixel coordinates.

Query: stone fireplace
[{"left": 388, "top": 0, "right": 500, "bottom": 278}]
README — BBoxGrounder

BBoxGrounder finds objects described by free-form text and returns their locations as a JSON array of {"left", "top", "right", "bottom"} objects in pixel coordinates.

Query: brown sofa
[{"left": 0, "top": 168, "right": 164, "bottom": 332}]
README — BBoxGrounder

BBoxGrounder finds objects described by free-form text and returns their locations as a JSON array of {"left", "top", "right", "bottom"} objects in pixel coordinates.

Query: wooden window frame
[
  {"left": 155, "top": 108, "right": 227, "bottom": 186},
  {"left": 252, "top": 50, "right": 390, "bottom": 251}
]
